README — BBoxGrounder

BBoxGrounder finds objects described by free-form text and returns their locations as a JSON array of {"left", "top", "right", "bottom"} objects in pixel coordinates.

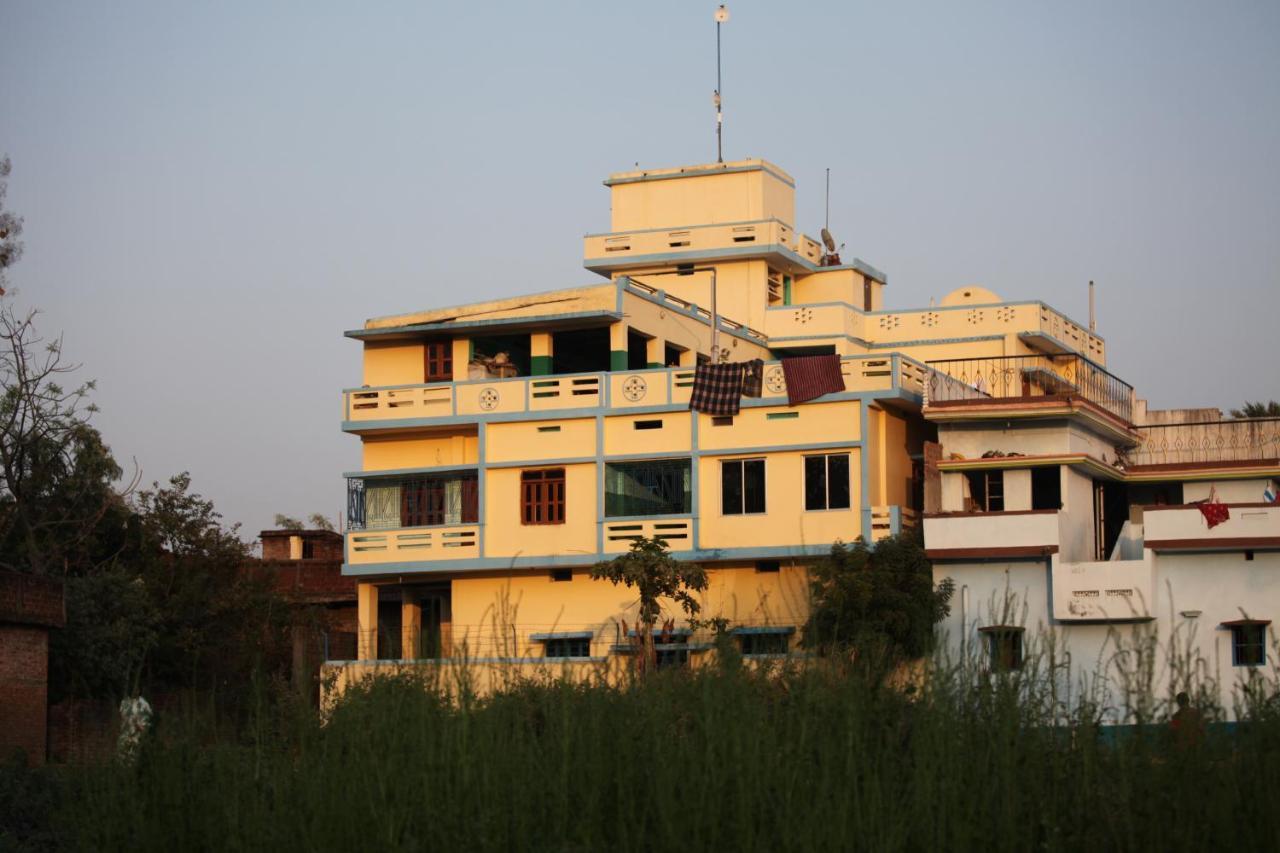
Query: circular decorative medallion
[
  {"left": 765, "top": 366, "right": 787, "bottom": 395},
  {"left": 478, "top": 387, "right": 499, "bottom": 411},
  {"left": 622, "top": 375, "right": 647, "bottom": 402}
]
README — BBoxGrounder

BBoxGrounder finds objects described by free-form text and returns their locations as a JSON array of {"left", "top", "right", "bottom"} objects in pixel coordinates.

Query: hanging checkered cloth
[
  {"left": 689, "top": 362, "right": 747, "bottom": 416},
  {"left": 781, "top": 354, "right": 846, "bottom": 405},
  {"left": 742, "top": 359, "right": 764, "bottom": 398}
]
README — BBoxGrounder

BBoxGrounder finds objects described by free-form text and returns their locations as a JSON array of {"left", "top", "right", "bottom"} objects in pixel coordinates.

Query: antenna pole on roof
[
  {"left": 825, "top": 168, "right": 831, "bottom": 231},
  {"left": 714, "top": 5, "right": 729, "bottom": 163}
]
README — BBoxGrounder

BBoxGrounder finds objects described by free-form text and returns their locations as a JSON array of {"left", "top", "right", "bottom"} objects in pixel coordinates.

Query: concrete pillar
[
  {"left": 530, "top": 332, "right": 554, "bottom": 376},
  {"left": 679, "top": 348, "right": 697, "bottom": 367},
  {"left": 451, "top": 338, "right": 471, "bottom": 382},
  {"left": 357, "top": 583, "right": 378, "bottom": 660},
  {"left": 439, "top": 592, "right": 453, "bottom": 658},
  {"left": 645, "top": 336, "right": 664, "bottom": 369},
  {"left": 288, "top": 535, "right": 302, "bottom": 560},
  {"left": 609, "top": 323, "right": 628, "bottom": 371},
  {"left": 401, "top": 590, "right": 422, "bottom": 661},
  {"left": 1004, "top": 468, "right": 1032, "bottom": 511}
]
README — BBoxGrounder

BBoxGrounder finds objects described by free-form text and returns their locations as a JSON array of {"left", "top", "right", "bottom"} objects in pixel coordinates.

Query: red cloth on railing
[
  {"left": 781, "top": 355, "right": 846, "bottom": 406},
  {"left": 1198, "top": 502, "right": 1230, "bottom": 529}
]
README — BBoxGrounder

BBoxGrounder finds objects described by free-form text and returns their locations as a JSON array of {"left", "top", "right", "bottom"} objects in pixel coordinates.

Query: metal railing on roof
[
  {"left": 1130, "top": 418, "right": 1280, "bottom": 466},
  {"left": 924, "top": 353, "right": 1135, "bottom": 423}
]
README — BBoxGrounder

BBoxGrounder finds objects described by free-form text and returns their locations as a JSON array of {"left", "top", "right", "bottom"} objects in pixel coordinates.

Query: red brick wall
[
  {"left": 0, "top": 571, "right": 65, "bottom": 628},
  {"left": 0, "top": 625, "right": 50, "bottom": 766}
]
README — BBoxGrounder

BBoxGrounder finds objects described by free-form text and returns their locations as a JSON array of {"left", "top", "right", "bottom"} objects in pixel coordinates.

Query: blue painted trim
[
  {"left": 485, "top": 455, "right": 598, "bottom": 470},
  {"left": 477, "top": 423, "right": 487, "bottom": 556},
  {"left": 602, "top": 162, "right": 795, "bottom": 188},
  {"left": 529, "top": 631, "right": 595, "bottom": 641},
  {"left": 860, "top": 402, "right": 872, "bottom": 543},
  {"left": 341, "top": 543, "right": 842, "bottom": 577},
  {"left": 595, "top": 413, "right": 605, "bottom": 554},
  {"left": 588, "top": 242, "right": 811, "bottom": 274},
  {"left": 343, "top": 464, "right": 479, "bottom": 479},
  {"left": 697, "top": 440, "right": 861, "bottom": 459},
  {"left": 622, "top": 283, "right": 768, "bottom": 347},
  {"left": 345, "top": 310, "right": 624, "bottom": 340},
  {"left": 584, "top": 217, "right": 795, "bottom": 239},
  {"left": 331, "top": 656, "right": 611, "bottom": 666},
  {"left": 602, "top": 511, "right": 693, "bottom": 522},
  {"left": 691, "top": 408, "right": 701, "bottom": 549},
  {"left": 342, "top": 388, "right": 899, "bottom": 434},
  {"left": 731, "top": 626, "right": 796, "bottom": 635}
]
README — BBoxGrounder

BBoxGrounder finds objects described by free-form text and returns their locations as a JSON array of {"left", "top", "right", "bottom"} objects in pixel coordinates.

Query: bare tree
[{"left": 0, "top": 303, "right": 129, "bottom": 574}]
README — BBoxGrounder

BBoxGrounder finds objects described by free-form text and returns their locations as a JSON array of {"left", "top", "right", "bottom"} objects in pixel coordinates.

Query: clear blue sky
[{"left": 2, "top": 0, "right": 1277, "bottom": 541}]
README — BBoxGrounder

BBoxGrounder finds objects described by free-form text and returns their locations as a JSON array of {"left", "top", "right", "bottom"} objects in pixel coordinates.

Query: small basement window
[
  {"left": 755, "top": 560, "right": 780, "bottom": 573},
  {"left": 980, "top": 625, "right": 1024, "bottom": 671},
  {"left": 1226, "top": 620, "right": 1269, "bottom": 667},
  {"left": 634, "top": 420, "right": 663, "bottom": 430},
  {"left": 549, "top": 568, "right": 573, "bottom": 582}
]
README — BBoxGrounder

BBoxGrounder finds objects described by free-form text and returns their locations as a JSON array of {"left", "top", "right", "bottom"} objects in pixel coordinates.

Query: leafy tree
[
  {"left": 273, "top": 514, "right": 304, "bottom": 530},
  {"left": 591, "top": 537, "right": 707, "bottom": 674},
  {"left": 1230, "top": 401, "right": 1280, "bottom": 419},
  {"left": 0, "top": 155, "right": 21, "bottom": 295},
  {"left": 308, "top": 513, "right": 335, "bottom": 532},
  {"left": 802, "top": 535, "right": 954, "bottom": 676},
  {"left": 135, "top": 474, "right": 288, "bottom": 695}
]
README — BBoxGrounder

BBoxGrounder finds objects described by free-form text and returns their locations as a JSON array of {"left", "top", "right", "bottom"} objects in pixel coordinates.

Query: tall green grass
[{"left": 52, "top": 657, "right": 1280, "bottom": 852}]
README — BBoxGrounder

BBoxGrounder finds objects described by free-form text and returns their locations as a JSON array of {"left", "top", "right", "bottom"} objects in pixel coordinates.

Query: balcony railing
[
  {"left": 924, "top": 353, "right": 1135, "bottom": 424},
  {"left": 1130, "top": 419, "right": 1280, "bottom": 466},
  {"left": 344, "top": 355, "right": 926, "bottom": 426}
]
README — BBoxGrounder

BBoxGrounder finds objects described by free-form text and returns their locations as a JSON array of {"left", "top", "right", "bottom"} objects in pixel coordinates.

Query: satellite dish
[
  {"left": 820, "top": 227, "right": 837, "bottom": 253},
  {"left": 715, "top": 4, "right": 730, "bottom": 23}
]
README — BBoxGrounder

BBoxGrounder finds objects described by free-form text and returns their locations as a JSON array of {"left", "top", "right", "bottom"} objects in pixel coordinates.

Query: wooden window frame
[
  {"left": 521, "top": 468, "right": 566, "bottom": 525},
  {"left": 980, "top": 625, "right": 1024, "bottom": 671},
  {"left": 425, "top": 339, "right": 453, "bottom": 383}
]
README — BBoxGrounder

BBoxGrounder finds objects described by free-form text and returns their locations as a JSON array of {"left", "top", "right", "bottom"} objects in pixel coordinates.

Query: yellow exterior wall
[
  {"left": 608, "top": 162, "right": 794, "bottom": 232},
  {"left": 482, "top": 463, "right": 597, "bottom": 558},
  {"left": 881, "top": 409, "right": 913, "bottom": 508},
  {"left": 485, "top": 418, "right": 597, "bottom": 464},
  {"left": 603, "top": 412, "right": 691, "bottom": 456},
  {"left": 697, "top": 449, "right": 862, "bottom": 550},
  {"left": 361, "top": 433, "right": 479, "bottom": 471},
  {"left": 696, "top": 400, "right": 861, "bottom": 452},
  {"left": 446, "top": 563, "right": 810, "bottom": 658},
  {"left": 363, "top": 341, "right": 423, "bottom": 386}
]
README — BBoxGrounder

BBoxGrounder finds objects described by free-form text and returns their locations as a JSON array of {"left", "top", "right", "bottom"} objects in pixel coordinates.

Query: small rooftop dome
[{"left": 940, "top": 285, "right": 1002, "bottom": 306}]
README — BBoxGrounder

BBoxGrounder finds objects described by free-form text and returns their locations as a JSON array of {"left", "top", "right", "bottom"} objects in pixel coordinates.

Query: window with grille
[
  {"left": 804, "top": 453, "right": 851, "bottom": 511},
  {"left": 1229, "top": 622, "right": 1268, "bottom": 667},
  {"left": 400, "top": 475, "right": 479, "bottom": 527},
  {"left": 981, "top": 626, "right": 1024, "bottom": 671},
  {"left": 739, "top": 631, "right": 790, "bottom": 656},
  {"left": 353, "top": 474, "right": 478, "bottom": 530},
  {"left": 425, "top": 340, "right": 453, "bottom": 382},
  {"left": 605, "top": 459, "right": 691, "bottom": 517},
  {"left": 522, "top": 469, "right": 566, "bottom": 525},
  {"left": 543, "top": 637, "right": 591, "bottom": 658},
  {"left": 722, "top": 458, "right": 766, "bottom": 515}
]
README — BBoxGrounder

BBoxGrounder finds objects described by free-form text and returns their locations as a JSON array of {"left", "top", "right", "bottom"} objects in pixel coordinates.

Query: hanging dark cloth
[
  {"left": 689, "top": 362, "right": 747, "bottom": 416},
  {"left": 742, "top": 359, "right": 764, "bottom": 398},
  {"left": 781, "top": 354, "right": 845, "bottom": 406}
]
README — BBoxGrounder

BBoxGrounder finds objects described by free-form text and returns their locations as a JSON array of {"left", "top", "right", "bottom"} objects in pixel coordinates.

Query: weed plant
[{"left": 43, "top": 651, "right": 1280, "bottom": 853}]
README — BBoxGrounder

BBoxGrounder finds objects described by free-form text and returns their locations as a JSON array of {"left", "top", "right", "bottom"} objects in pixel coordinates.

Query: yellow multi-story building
[{"left": 332, "top": 157, "right": 1275, "bottom": 702}]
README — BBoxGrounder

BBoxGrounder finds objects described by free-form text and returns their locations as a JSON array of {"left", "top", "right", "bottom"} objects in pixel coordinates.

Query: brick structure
[
  {"left": 259, "top": 529, "right": 357, "bottom": 700},
  {"left": 261, "top": 529, "right": 344, "bottom": 562},
  {"left": 0, "top": 571, "right": 65, "bottom": 766}
]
